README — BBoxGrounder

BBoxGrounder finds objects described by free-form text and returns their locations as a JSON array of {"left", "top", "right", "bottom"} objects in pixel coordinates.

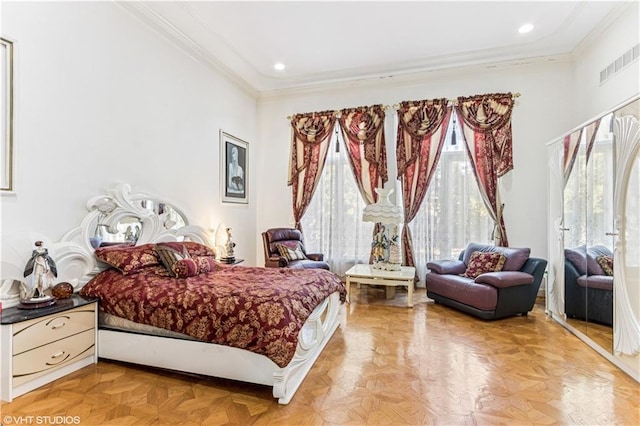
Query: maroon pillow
[
  {"left": 94, "top": 243, "right": 159, "bottom": 275},
  {"left": 157, "top": 241, "right": 216, "bottom": 258},
  {"left": 462, "top": 242, "right": 530, "bottom": 271},
  {"left": 463, "top": 251, "right": 507, "bottom": 278},
  {"left": 172, "top": 256, "right": 217, "bottom": 278}
]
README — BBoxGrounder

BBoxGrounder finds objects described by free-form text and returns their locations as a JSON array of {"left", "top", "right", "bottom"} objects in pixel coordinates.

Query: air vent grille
[{"left": 600, "top": 43, "right": 640, "bottom": 84}]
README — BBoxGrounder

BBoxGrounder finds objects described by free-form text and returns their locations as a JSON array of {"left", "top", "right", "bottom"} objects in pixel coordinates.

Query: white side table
[{"left": 345, "top": 264, "right": 416, "bottom": 307}]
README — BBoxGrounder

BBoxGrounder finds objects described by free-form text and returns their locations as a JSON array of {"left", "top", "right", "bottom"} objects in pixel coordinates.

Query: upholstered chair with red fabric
[
  {"left": 425, "top": 242, "right": 547, "bottom": 320},
  {"left": 261, "top": 228, "right": 330, "bottom": 270}
]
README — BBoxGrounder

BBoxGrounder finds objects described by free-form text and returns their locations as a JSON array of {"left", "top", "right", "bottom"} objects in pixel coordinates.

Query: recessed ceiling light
[
  {"left": 518, "top": 23, "right": 534, "bottom": 34},
  {"left": 274, "top": 63, "right": 285, "bottom": 71}
]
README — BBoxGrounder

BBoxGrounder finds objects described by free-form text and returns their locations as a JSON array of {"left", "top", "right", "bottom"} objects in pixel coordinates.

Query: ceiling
[{"left": 120, "top": 1, "right": 627, "bottom": 95}]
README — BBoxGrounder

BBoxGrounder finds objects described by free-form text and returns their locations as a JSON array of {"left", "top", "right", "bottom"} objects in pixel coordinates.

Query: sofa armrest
[
  {"left": 306, "top": 253, "right": 324, "bottom": 261},
  {"left": 475, "top": 271, "right": 534, "bottom": 288},
  {"left": 427, "top": 259, "right": 466, "bottom": 275}
]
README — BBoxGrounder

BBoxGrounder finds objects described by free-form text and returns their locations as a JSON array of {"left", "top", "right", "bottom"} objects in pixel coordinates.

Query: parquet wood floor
[{"left": 1, "top": 287, "right": 638, "bottom": 425}]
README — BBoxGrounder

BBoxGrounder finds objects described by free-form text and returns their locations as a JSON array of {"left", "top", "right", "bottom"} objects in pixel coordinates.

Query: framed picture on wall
[
  {"left": 1, "top": 37, "right": 15, "bottom": 192},
  {"left": 220, "top": 131, "right": 248, "bottom": 204}
]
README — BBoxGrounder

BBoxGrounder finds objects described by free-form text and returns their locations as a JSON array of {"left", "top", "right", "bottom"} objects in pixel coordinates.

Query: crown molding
[
  {"left": 115, "top": 1, "right": 258, "bottom": 98},
  {"left": 257, "top": 54, "right": 573, "bottom": 101}
]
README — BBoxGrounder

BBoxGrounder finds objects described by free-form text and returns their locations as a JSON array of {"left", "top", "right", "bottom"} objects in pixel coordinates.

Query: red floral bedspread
[{"left": 80, "top": 264, "right": 345, "bottom": 367}]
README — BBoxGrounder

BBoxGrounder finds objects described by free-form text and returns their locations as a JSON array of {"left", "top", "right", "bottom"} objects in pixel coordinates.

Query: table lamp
[{"left": 362, "top": 187, "right": 403, "bottom": 270}]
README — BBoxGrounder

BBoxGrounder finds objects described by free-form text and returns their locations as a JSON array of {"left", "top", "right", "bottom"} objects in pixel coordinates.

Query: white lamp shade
[{"left": 362, "top": 188, "right": 403, "bottom": 224}]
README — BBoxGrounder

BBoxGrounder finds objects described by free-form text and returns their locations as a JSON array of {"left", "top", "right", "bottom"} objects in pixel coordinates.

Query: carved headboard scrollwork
[{"left": 1, "top": 183, "right": 214, "bottom": 308}]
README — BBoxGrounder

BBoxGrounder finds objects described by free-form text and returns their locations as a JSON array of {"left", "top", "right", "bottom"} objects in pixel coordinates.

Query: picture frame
[
  {"left": 220, "top": 131, "right": 248, "bottom": 204},
  {"left": 1, "top": 37, "right": 15, "bottom": 192}
]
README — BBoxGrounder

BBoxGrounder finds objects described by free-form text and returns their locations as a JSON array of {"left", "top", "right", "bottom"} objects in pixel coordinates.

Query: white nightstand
[{"left": 0, "top": 295, "right": 98, "bottom": 402}]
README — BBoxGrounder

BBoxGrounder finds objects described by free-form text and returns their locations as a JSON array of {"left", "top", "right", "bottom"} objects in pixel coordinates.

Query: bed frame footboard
[{"left": 98, "top": 291, "right": 341, "bottom": 404}]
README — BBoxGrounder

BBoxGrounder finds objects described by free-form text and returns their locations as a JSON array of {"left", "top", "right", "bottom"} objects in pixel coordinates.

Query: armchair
[
  {"left": 425, "top": 242, "right": 547, "bottom": 320},
  {"left": 261, "top": 228, "right": 330, "bottom": 270}
]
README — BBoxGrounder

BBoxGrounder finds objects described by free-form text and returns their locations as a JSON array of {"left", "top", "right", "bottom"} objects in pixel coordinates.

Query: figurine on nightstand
[
  {"left": 21, "top": 241, "right": 57, "bottom": 308},
  {"left": 222, "top": 227, "right": 236, "bottom": 262}
]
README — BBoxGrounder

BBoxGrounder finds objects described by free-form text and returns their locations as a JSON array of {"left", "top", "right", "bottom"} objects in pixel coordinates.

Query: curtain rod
[{"left": 286, "top": 92, "right": 521, "bottom": 120}]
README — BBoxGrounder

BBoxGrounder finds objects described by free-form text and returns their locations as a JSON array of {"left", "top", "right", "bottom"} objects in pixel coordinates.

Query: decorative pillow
[
  {"left": 463, "top": 251, "right": 507, "bottom": 279},
  {"left": 155, "top": 244, "right": 190, "bottom": 275},
  {"left": 587, "top": 245, "right": 613, "bottom": 275},
  {"left": 172, "top": 256, "right": 217, "bottom": 278},
  {"left": 156, "top": 241, "right": 216, "bottom": 258},
  {"left": 596, "top": 255, "right": 614, "bottom": 276},
  {"left": 94, "top": 243, "right": 159, "bottom": 275},
  {"left": 462, "top": 242, "right": 530, "bottom": 271},
  {"left": 276, "top": 242, "right": 307, "bottom": 261}
]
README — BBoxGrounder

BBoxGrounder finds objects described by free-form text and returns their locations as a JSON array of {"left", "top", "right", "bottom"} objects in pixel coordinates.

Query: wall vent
[{"left": 600, "top": 43, "right": 640, "bottom": 84}]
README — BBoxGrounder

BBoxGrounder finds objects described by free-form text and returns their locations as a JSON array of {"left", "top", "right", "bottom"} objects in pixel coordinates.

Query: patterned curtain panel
[
  {"left": 396, "top": 98, "right": 451, "bottom": 266},
  {"left": 456, "top": 92, "right": 515, "bottom": 247},
  {"left": 563, "top": 128, "right": 584, "bottom": 186},
  {"left": 338, "top": 104, "right": 388, "bottom": 204},
  {"left": 288, "top": 110, "right": 338, "bottom": 228},
  {"left": 584, "top": 119, "right": 602, "bottom": 164}
]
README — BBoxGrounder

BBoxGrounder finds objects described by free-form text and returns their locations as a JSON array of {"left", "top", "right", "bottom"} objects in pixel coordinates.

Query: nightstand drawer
[
  {"left": 13, "top": 328, "right": 95, "bottom": 387},
  {"left": 13, "top": 304, "right": 96, "bottom": 355}
]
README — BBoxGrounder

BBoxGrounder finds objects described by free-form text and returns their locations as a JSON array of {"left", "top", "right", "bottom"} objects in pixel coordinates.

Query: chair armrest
[
  {"left": 427, "top": 259, "right": 466, "bottom": 275},
  {"left": 266, "top": 256, "right": 289, "bottom": 268},
  {"left": 475, "top": 271, "right": 533, "bottom": 288},
  {"left": 306, "top": 253, "right": 324, "bottom": 261}
]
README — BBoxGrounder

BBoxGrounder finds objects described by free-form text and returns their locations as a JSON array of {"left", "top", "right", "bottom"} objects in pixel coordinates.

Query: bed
[{"left": 0, "top": 183, "right": 345, "bottom": 404}]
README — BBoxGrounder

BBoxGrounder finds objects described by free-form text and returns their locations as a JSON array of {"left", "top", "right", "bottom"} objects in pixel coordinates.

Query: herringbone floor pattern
[{"left": 1, "top": 287, "right": 638, "bottom": 425}]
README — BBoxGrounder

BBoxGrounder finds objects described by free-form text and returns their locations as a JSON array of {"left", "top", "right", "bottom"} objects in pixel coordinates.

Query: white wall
[
  {"left": 256, "top": 60, "right": 576, "bottom": 265},
  {"left": 572, "top": 2, "right": 640, "bottom": 124},
  {"left": 1, "top": 2, "right": 258, "bottom": 265},
  {"left": 254, "top": 3, "right": 640, "bottom": 268}
]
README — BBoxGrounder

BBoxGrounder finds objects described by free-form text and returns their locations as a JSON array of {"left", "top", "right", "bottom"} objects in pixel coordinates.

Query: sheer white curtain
[
  {"left": 409, "top": 112, "right": 493, "bottom": 282},
  {"left": 301, "top": 127, "right": 374, "bottom": 276}
]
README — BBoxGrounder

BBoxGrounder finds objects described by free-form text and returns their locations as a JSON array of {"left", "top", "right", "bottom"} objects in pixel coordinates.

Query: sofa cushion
[
  {"left": 475, "top": 271, "right": 534, "bottom": 288},
  {"left": 426, "top": 273, "right": 497, "bottom": 311},
  {"left": 463, "top": 242, "right": 530, "bottom": 271},
  {"left": 564, "top": 246, "right": 587, "bottom": 275},
  {"left": 576, "top": 274, "right": 614, "bottom": 291},
  {"left": 463, "top": 251, "right": 506, "bottom": 278},
  {"left": 596, "top": 255, "right": 614, "bottom": 276},
  {"left": 427, "top": 259, "right": 466, "bottom": 275}
]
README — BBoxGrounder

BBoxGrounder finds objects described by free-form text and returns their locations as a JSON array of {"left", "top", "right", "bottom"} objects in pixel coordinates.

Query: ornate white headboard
[{"left": 1, "top": 183, "right": 213, "bottom": 308}]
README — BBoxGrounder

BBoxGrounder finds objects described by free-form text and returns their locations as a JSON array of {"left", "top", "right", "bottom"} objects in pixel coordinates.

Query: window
[
  {"left": 301, "top": 126, "right": 374, "bottom": 276},
  {"left": 409, "top": 112, "right": 493, "bottom": 281}
]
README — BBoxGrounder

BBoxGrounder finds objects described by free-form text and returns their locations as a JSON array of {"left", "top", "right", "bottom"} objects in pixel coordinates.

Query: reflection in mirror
[
  {"left": 584, "top": 113, "right": 615, "bottom": 351},
  {"left": 140, "top": 200, "right": 186, "bottom": 230},
  {"left": 564, "top": 124, "right": 589, "bottom": 337},
  {"left": 96, "top": 216, "right": 142, "bottom": 247},
  {"left": 563, "top": 113, "right": 616, "bottom": 350}
]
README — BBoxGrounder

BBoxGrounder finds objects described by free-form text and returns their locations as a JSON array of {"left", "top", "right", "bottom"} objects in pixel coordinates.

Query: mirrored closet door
[{"left": 547, "top": 94, "right": 640, "bottom": 381}]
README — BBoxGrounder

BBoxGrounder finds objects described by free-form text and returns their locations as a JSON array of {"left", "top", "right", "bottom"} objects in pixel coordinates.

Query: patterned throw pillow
[
  {"left": 463, "top": 251, "right": 507, "bottom": 278},
  {"left": 172, "top": 256, "right": 217, "bottom": 278},
  {"left": 276, "top": 243, "right": 307, "bottom": 261},
  {"left": 94, "top": 243, "right": 159, "bottom": 275},
  {"left": 155, "top": 244, "right": 190, "bottom": 276},
  {"left": 157, "top": 241, "right": 216, "bottom": 258},
  {"left": 596, "top": 255, "right": 614, "bottom": 276}
]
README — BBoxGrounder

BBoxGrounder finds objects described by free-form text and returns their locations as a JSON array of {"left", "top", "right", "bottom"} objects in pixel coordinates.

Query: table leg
[
  {"left": 346, "top": 277, "right": 351, "bottom": 303},
  {"left": 385, "top": 286, "right": 396, "bottom": 299},
  {"left": 407, "top": 279, "right": 414, "bottom": 308}
]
